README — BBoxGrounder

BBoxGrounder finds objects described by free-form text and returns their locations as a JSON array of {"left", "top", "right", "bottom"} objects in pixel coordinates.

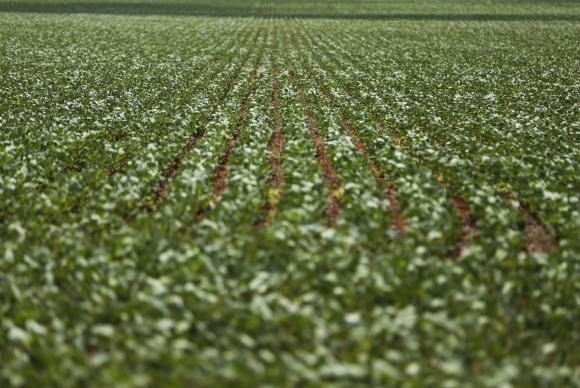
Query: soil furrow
[
  {"left": 520, "top": 204, "right": 556, "bottom": 254},
  {"left": 378, "top": 99, "right": 553, "bottom": 256},
  {"left": 107, "top": 41, "right": 247, "bottom": 179},
  {"left": 287, "top": 37, "right": 409, "bottom": 234},
  {"left": 291, "top": 31, "right": 479, "bottom": 251},
  {"left": 106, "top": 24, "right": 253, "bottom": 178},
  {"left": 211, "top": 53, "right": 263, "bottom": 204},
  {"left": 286, "top": 59, "right": 342, "bottom": 228},
  {"left": 506, "top": 193, "right": 556, "bottom": 254},
  {"left": 255, "top": 49, "right": 285, "bottom": 228},
  {"left": 449, "top": 196, "right": 478, "bottom": 259},
  {"left": 317, "top": 30, "right": 552, "bottom": 257}
]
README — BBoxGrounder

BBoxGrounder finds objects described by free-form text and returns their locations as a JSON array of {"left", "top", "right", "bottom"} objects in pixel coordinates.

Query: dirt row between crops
[
  {"left": 286, "top": 58, "right": 342, "bottom": 228},
  {"left": 373, "top": 118, "right": 480, "bottom": 259},
  {"left": 449, "top": 196, "right": 478, "bottom": 258},
  {"left": 341, "top": 121, "right": 407, "bottom": 235},
  {"left": 376, "top": 111, "right": 555, "bottom": 255},
  {"left": 65, "top": 36, "right": 253, "bottom": 219},
  {"left": 375, "top": 115, "right": 557, "bottom": 255},
  {"left": 521, "top": 205, "right": 556, "bottom": 253},
  {"left": 289, "top": 29, "right": 481, "bottom": 257},
  {"left": 148, "top": 51, "right": 251, "bottom": 211},
  {"left": 211, "top": 52, "right": 264, "bottom": 204},
  {"left": 255, "top": 47, "right": 285, "bottom": 229},
  {"left": 506, "top": 194, "right": 556, "bottom": 254}
]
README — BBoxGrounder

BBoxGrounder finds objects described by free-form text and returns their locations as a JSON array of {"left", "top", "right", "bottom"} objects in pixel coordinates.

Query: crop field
[{"left": 1, "top": 0, "right": 579, "bottom": 386}]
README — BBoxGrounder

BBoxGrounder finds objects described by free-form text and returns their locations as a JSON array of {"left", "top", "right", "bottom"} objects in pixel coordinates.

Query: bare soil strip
[
  {"left": 255, "top": 51, "right": 285, "bottom": 228},
  {"left": 375, "top": 112, "right": 555, "bottom": 256},
  {"left": 126, "top": 49, "right": 254, "bottom": 220},
  {"left": 288, "top": 34, "right": 407, "bottom": 234},
  {"left": 449, "top": 196, "right": 477, "bottom": 259},
  {"left": 302, "top": 31, "right": 556, "bottom": 257},
  {"left": 520, "top": 205, "right": 556, "bottom": 254},
  {"left": 295, "top": 52, "right": 406, "bottom": 234},
  {"left": 286, "top": 59, "right": 342, "bottom": 228},
  {"left": 211, "top": 53, "right": 263, "bottom": 204},
  {"left": 505, "top": 193, "right": 556, "bottom": 254}
]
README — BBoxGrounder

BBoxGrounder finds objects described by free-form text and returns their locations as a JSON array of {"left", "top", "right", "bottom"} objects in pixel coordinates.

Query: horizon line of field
[
  {"left": 1, "top": 6, "right": 579, "bottom": 23},
  {"left": 117, "top": 31, "right": 556, "bottom": 258}
]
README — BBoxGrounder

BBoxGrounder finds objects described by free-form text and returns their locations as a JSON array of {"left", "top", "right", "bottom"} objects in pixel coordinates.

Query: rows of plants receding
[
  {"left": 310, "top": 20, "right": 575, "bottom": 242},
  {"left": 1, "top": 12, "right": 579, "bottom": 388},
  {"left": 287, "top": 25, "right": 460, "bottom": 257},
  {"left": 1, "top": 16, "right": 255, "bottom": 227},
  {"left": 294, "top": 20, "right": 576, "bottom": 260}
]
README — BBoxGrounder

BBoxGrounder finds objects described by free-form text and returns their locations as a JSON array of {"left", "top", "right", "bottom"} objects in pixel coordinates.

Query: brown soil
[
  {"left": 505, "top": 192, "right": 556, "bottom": 253},
  {"left": 287, "top": 59, "right": 342, "bottom": 228},
  {"left": 212, "top": 54, "right": 263, "bottom": 203},
  {"left": 375, "top": 116, "right": 480, "bottom": 253},
  {"left": 108, "top": 35, "right": 255, "bottom": 179},
  {"left": 449, "top": 196, "right": 477, "bottom": 259},
  {"left": 520, "top": 203, "right": 556, "bottom": 254},
  {"left": 302, "top": 57, "right": 481, "bottom": 249},
  {"left": 148, "top": 128, "right": 205, "bottom": 213},
  {"left": 255, "top": 52, "right": 285, "bottom": 229}
]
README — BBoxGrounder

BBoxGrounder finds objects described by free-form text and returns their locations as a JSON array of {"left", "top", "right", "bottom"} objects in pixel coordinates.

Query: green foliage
[{"left": 0, "top": 1, "right": 579, "bottom": 386}]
